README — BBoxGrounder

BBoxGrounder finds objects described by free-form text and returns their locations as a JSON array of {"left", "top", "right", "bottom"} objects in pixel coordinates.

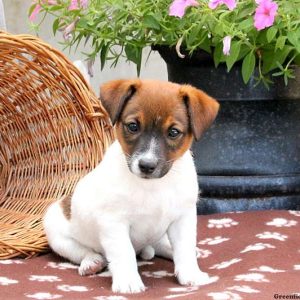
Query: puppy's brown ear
[
  {"left": 180, "top": 85, "right": 219, "bottom": 141},
  {"left": 100, "top": 79, "right": 141, "bottom": 125}
]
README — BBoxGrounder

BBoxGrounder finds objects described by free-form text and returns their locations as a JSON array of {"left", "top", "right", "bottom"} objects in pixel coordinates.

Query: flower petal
[
  {"left": 223, "top": 36, "right": 231, "bottom": 56},
  {"left": 208, "top": 0, "right": 222, "bottom": 9},
  {"left": 254, "top": 0, "right": 278, "bottom": 31},
  {"left": 29, "top": 4, "right": 41, "bottom": 22},
  {"left": 80, "top": 0, "right": 89, "bottom": 9},
  {"left": 169, "top": 0, "right": 198, "bottom": 18},
  {"left": 209, "top": 0, "right": 236, "bottom": 10},
  {"left": 224, "top": 0, "right": 237, "bottom": 10},
  {"left": 68, "top": 0, "right": 79, "bottom": 10}
]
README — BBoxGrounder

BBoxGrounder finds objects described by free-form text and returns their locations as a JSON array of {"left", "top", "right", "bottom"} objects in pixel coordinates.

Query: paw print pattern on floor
[
  {"left": 240, "top": 243, "right": 275, "bottom": 253},
  {"left": 198, "top": 236, "right": 230, "bottom": 245},
  {"left": 266, "top": 218, "right": 297, "bottom": 227},
  {"left": 207, "top": 218, "right": 238, "bottom": 229},
  {"left": 256, "top": 232, "right": 288, "bottom": 241}
]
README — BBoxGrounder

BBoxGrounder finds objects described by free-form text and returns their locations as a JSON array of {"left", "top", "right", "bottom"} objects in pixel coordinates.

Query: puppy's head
[{"left": 100, "top": 79, "right": 219, "bottom": 179}]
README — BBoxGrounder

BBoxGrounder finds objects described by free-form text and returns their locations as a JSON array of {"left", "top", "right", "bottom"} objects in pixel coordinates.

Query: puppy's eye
[
  {"left": 126, "top": 122, "right": 140, "bottom": 133},
  {"left": 168, "top": 127, "right": 181, "bottom": 139}
]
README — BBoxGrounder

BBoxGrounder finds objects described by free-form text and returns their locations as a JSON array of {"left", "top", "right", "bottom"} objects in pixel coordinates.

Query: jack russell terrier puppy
[{"left": 43, "top": 79, "right": 220, "bottom": 293}]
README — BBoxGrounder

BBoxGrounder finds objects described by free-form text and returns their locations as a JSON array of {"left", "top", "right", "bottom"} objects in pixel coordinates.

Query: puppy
[{"left": 43, "top": 79, "right": 219, "bottom": 293}]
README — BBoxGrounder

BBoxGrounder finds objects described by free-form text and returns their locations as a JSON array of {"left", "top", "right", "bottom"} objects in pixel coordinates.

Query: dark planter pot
[{"left": 155, "top": 46, "right": 300, "bottom": 214}]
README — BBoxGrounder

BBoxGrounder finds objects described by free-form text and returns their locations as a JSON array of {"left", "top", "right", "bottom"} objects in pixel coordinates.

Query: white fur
[{"left": 43, "top": 141, "right": 212, "bottom": 293}]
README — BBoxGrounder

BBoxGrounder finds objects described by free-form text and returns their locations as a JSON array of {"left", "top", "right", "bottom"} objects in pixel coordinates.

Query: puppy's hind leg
[
  {"left": 139, "top": 245, "right": 155, "bottom": 261},
  {"left": 51, "top": 234, "right": 106, "bottom": 276},
  {"left": 43, "top": 202, "right": 106, "bottom": 276},
  {"left": 153, "top": 234, "right": 173, "bottom": 260}
]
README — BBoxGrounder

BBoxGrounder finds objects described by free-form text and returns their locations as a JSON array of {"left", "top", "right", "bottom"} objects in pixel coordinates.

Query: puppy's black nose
[{"left": 138, "top": 158, "right": 157, "bottom": 175}]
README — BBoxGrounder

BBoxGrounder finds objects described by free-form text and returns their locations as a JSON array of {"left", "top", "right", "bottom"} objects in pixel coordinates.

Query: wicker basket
[{"left": 0, "top": 31, "right": 114, "bottom": 259}]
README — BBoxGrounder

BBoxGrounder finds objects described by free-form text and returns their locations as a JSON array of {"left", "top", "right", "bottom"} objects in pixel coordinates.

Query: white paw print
[
  {"left": 209, "top": 258, "right": 242, "bottom": 270},
  {"left": 196, "top": 248, "right": 212, "bottom": 258},
  {"left": 198, "top": 236, "right": 230, "bottom": 245},
  {"left": 234, "top": 273, "right": 269, "bottom": 283},
  {"left": 94, "top": 297, "right": 128, "bottom": 300},
  {"left": 57, "top": 285, "right": 89, "bottom": 292},
  {"left": 168, "top": 286, "right": 199, "bottom": 293},
  {"left": 207, "top": 218, "right": 238, "bottom": 229},
  {"left": 142, "top": 270, "right": 173, "bottom": 278},
  {"left": 240, "top": 243, "right": 275, "bottom": 253},
  {"left": 207, "top": 291, "right": 242, "bottom": 300},
  {"left": 266, "top": 218, "right": 297, "bottom": 227},
  {"left": 46, "top": 262, "right": 77, "bottom": 270},
  {"left": 0, "top": 276, "right": 18, "bottom": 286},
  {"left": 0, "top": 259, "right": 24, "bottom": 265},
  {"left": 289, "top": 211, "right": 300, "bottom": 217},
  {"left": 227, "top": 285, "right": 260, "bottom": 293},
  {"left": 250, "top": 266, "right": 285, "bottom": 273},
  {"left": 25, "top": 292, "right": 62, "bottom": 299},
  {"left": 256, "top": 232, "right": 288, "bottom": 241},
  {"left": 29, "top": 275, "right": 62, "bottom": 282}
]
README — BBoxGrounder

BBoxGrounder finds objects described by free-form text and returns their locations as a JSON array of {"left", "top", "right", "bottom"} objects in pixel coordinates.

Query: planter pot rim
[{"left": 154, "top": 45, "right": 300, "bottom": 101}]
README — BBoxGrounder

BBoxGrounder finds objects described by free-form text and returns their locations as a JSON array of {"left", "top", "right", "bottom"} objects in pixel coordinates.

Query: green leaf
[
  {"left": 77, "top": 18, "right": 88, "bottom": 30},
  {"left": 28, "top": 4, "right": 37, "bottom": 18},
  {"left": 100, "top": 43, "right": 109, "bottom": 71},
  {"left": 275, "top": 36, "right": 287, "bottom": 50},
  {"left": 242, "top": 51, "right": 256, "bottom": 84},
  {"left": 125, "top": 44, "right": 143, "bottom": 75},
  {"left": 213, "top": 44, "right": 224, "bottom": 67},
  {"left": 186, "top": 27, "right": 200, "bottom": 46},
  {"left": 143, "top": 15, "right": 161, "bottom": 30},
  {"left": 287, "top": 31, "right": 300, "bottom": 53},
  {"left": 214, "top": 23, "right": 224, "bottom": 36},
  {"left": 52, "top": 18, "right": 60, "bottom": 35},
  {"left": 198, "top": 35, "right": 211, "bottom": 53},
  {"left": 266, "top": 27, "right": 278, "bottom": 43},
  {"left": 238, "top": 18, "right": 253, "bottom": 31},
  {"left": 295, "top": 54, "right": 300, "bottom": 65},
  {"left": 262, "top": 46, "right": 294, "bottom": 73},
  {"left": 48, "top": 5, "right": 64, "bottom": 12},
  {"left": 226, "top": 41, "right": 241, "bottom": 72}
]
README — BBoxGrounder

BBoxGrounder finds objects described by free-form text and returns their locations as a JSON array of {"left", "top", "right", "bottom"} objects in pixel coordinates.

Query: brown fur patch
[
  {"left": 114, "top": 80, "right": 197, "bottom": 160},
  {"left": 60, "top": 194, "right": 72, "bottom": 220},
  {"left": 100, "top": 79, "right": 219, "bottom": 168},
  {"left": 179, "top": 85, "right": 220, "bottom": 141}
]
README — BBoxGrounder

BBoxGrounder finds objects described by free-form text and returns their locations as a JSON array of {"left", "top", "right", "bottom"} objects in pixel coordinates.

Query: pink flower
[
  {"left": 223, "top": 36, "right": 231, "bottom": 55},
  {"left": 68, "top": 0, "right": 88, "bottom": 10},
  {"left": 29, "top": 1, "right": 57, "bottom": 21},
  {"left": 63, "top": 16, "right": 80, "bottom": 41},
  {"left": 208, "top": 0, "right": 237, "bottom": 11},
  {"left": 169, "top": 0, "right": 199, "bottom": 18},
  {"left": 254, "top": 0, "right": 278, "bottom": 31},
  {"left": 29, "top": 4, "right": 41, "bottom": 21}
]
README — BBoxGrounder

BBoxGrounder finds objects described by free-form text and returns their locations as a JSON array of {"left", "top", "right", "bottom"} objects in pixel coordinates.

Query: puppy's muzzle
[{"left": 138, "top": 157, "right": 158, "bottom": 175}]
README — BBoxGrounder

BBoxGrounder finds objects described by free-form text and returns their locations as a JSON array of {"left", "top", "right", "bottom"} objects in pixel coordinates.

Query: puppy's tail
[{"left": 73, "top": 60, "right": 90, "bottom": 85}]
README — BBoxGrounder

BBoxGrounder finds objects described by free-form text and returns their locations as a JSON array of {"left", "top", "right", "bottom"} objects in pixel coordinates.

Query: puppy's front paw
[
  {"left": 177, "top": 268, "right": 218, "bottom": 286},
  {"left": 112, "top": 273, "right": 145, "bottom": 294},
  {"left": 79, "top": 253, "right": 106, "bottom": 276}
]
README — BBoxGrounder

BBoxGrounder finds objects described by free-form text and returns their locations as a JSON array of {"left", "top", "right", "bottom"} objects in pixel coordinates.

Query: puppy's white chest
[{"left": 125, "top": 190, "right": 177, "bottom": 250}]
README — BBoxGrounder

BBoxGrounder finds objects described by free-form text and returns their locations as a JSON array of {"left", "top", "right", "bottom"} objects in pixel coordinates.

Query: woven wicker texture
[{"left": 0, "top": 31, "right": 114, "bottom": 259}]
